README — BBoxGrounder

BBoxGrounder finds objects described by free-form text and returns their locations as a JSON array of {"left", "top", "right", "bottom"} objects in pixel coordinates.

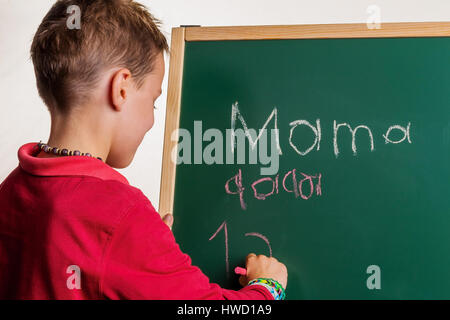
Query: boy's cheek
[
  {"left": 129, "top": 94, "right": 151, "bottom": 126},
  {"left": 133, "top": 105, "right": 154, "bottom": 133},
  {"left": 146, "top": 112, "right": 155, "bottom": 132},
  {"left": 138, "top": 99, "right": 155, "bottom": 131}
]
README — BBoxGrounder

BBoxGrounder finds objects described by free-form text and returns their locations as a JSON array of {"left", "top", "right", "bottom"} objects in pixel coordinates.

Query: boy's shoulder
[
  {"left": 66, "top": 175, "right": 161, "bottom": 237},
  {"left": 70, "top": 174, "right": 156, "bottom": 214},
  {"left": 9, "top": 142, "right": 160, "bottom": 228}
]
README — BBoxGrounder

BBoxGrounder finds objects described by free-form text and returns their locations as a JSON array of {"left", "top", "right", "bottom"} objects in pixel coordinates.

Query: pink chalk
[{"left": 234, "top": 267, "right": 247, "bottom": 276}]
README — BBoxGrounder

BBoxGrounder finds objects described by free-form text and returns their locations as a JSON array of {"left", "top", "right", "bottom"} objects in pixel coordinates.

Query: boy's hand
[
  {"left": 239, "top": 253, "right": 288, "bottom": 289},
  {"left": 162, "top": 213, "right": 174, "bottom": 230}
]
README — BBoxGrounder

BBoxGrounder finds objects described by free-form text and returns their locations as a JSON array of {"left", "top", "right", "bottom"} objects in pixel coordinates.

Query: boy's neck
[{"left": 39, "top": 109, "right": 112, "bottom": 162}]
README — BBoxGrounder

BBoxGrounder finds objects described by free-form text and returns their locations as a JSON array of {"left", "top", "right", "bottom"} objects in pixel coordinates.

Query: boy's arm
[{"left": 100, "top": 198, "right": 274, "bottom": 300}]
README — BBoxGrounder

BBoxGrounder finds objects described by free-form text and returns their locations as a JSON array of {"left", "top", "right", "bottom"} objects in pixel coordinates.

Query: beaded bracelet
[{"left": 247, "top": 278, "right": 286, "bottom": 300}]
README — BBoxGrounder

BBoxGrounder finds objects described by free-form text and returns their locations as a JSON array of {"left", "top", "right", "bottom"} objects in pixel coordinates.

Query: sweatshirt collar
[{"left": 18, "top": 142, "right": 129, "bottom": 185}]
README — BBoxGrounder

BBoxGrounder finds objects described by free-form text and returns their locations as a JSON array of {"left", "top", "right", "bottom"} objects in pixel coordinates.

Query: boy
[{"left": 0, "top": 0, "right": 287, "bottom": 299}]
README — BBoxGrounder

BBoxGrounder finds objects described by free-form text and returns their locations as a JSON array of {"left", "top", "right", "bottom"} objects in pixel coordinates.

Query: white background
[{"left": 1, "top": 0, "right": 449, "bottom": 210}]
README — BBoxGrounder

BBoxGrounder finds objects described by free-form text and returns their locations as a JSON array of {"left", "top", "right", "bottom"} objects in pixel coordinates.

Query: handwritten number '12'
[{"left": 209, "top": 221, "right": 272, "bottom": 278}]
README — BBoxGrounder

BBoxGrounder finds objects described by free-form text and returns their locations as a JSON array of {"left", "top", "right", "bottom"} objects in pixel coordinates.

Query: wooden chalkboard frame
[{"left": 158, "top": 22, "right": 450, "bottom": 215}]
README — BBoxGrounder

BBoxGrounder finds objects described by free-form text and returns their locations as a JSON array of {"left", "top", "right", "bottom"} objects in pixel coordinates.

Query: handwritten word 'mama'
[
  {"left": 232, "top": 102, "right": 412, "bottom": 158},
  {"left": 225, "top": 168, "right": 322, "bottom": 210}
]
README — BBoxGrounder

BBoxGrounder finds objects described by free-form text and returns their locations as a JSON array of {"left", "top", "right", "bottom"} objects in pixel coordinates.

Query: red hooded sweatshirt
[{"left": 0, "top": 143, "right": 272, "bottom": 300}]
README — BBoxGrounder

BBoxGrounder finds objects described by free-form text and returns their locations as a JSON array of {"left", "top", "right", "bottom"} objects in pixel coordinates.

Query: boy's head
[{"left": 31, "top": 0, "right": 168, "bottom": 168}]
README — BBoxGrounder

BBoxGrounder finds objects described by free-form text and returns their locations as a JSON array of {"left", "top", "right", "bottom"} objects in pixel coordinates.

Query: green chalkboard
[{"left": 171, "top": 35, "right": 450, "bottom": 299}]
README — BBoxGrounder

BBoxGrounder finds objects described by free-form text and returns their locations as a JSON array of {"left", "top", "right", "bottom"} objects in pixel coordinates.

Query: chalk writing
[
  {"left": 230, "top": 102, "right": 413, "bottom": 159},
  {"left": 251, "top": 176, "right": 278, "bottom": 200},
  {"left": 209, "top": 221, "right": 229, "bottom": 277},
  {"left": 333, "top": 121, "right": 375, "bottom": 157},
  {"left": 245, "top": 232, "right": 273, "bottom": 257},
  {"left": 172, "top": 102, "right": 413, "bottom": 177},
  {"left": 209, "top": 221, "right": 273, "bottom": 277},
  {"left": 225, "top": 169, "right": 246, "bottom": 210},
  {"left": 289, "top": 119, "right": 321, "bottom": 156},
  {"left": 226, "top": 169, "right": 322, "bottom": 210},
  {"left": 383, "top": 123, "right": 412, "bottom": 144},
  {"left": 231, "top": 102, "right": 282, "bottom": 156}
]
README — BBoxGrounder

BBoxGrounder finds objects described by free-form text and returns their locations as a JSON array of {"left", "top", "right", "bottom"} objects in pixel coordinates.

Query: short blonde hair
[{"left": 31, "top": 0, "right": 169, "bottom": 113}]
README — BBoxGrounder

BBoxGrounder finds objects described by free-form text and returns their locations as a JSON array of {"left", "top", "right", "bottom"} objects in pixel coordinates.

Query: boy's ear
[{"left": 111, "top": 68, "right": 132, "bottom": 111}]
